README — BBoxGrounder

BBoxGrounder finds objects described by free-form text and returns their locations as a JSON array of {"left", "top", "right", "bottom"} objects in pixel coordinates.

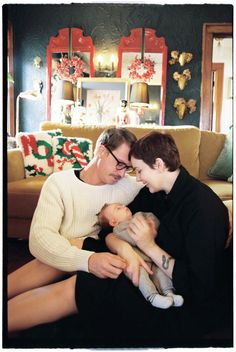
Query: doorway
[{"left": 200, "top": 23, "right": 232, "bottom": 131}]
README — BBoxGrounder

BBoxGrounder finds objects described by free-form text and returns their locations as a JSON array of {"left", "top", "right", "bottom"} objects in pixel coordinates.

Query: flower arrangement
[
  {"left": 56, "top": 55, "right": 86, "bottom": 84},
  {"left": 128, "top": 55, "right": 156, "bottom": 82}
]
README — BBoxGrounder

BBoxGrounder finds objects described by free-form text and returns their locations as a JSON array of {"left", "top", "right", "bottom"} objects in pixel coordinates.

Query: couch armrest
[{"left": 8, "top": 148, "right": 25, "bottom": 182}]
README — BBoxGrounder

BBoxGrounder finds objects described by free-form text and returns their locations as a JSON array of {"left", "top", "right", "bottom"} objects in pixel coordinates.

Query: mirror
[
  {"left": 117, "top": 28, "right": 167, "bottom": 125},
  {"left": 79, "top": 77, "right": 129, "bottom": 125},
  {"left": 47, "top": 28, "right": 95, "bottom": 120}
]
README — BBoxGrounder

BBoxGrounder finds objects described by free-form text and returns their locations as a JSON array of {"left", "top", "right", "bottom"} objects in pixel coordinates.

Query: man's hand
[{"left": 88, "top": 252, "right": 127, "bottom": 279}]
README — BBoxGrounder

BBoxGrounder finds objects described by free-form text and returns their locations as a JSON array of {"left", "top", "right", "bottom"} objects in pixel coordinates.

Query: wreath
[
  {"left": 128, "top": 55, "right": 156, "bottom": 82},
  {"left": 56, "top": 55, "right": 86, "bottom": 84}
]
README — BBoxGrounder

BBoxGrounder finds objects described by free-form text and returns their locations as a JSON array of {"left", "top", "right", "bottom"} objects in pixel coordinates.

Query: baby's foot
[
  {"left": 167, "top": 293, "right": 184, "bottom": 307},
  {"left": 149, "top": 294, "right": 173, "bottom": 309}
]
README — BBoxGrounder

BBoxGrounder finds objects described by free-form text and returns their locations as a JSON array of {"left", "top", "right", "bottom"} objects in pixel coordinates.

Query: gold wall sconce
[
  {"left": 174, "top": 97, "right": 196, "bottom": 119},
  {"left": 95, "top": 54, "right": 117, "bottom": 76},
  {"left": 169, "top": 51, "right": 193, "bottom": 66},
  {"left": 34, "top": 56, "right": 42, "bottom": 69},
  {"left": 173, "top": 69, "right": 191, "bottom": 90}
]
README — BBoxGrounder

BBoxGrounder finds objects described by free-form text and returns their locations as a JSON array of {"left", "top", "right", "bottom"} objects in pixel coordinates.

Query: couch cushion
[
  {"left": 199, "top": 130, "right": 226, "bottom": 180},
  {"left": 8, "top": 176, "right": 48, "bottom": 218},
  {"left": 208, "top": 126, "right": 233, "bottom": 181},
  {"left": 128, "top": 125, "right": 201, "bottom": 178},
  {"left": 52, "top": 136, "right": 93, "bottom": 172},
  {"left": 16, "top": 130, "right": 62, "bottom": 177},
  {"left": 202, "top": 179, "right": 233, "bottom": 201}
]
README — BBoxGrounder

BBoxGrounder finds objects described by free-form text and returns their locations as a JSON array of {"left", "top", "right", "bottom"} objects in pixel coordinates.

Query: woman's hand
[
  {"left": 127, "top": 213, "right": 157, "bottom": 254},
  {"left": 225, "top": 206, "right": 233, "bottom": 249}
]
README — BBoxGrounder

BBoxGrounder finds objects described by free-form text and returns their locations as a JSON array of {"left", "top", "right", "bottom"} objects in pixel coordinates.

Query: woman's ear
[
  {"left": 154, "top": 158, "right": 165, "bottom": 171},
  {"left": 109, "top": 218, "right": 118, "bottom": 227}
]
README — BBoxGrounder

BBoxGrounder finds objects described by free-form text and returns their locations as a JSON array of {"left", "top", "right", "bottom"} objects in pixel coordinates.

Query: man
[{"left": 8, "top": 127, "right": 146, "bottom": 332}]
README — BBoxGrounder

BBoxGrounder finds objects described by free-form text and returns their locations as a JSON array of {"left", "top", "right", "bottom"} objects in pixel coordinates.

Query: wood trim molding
[
  {"left": 212, "top": 63, "right": 224, "bottom": 132},
  {"left": 200, "top": 23, "right": 232, "bottom": 130},
  {"left": 8, "top": 21, "right": 14, "bottom": 136}
]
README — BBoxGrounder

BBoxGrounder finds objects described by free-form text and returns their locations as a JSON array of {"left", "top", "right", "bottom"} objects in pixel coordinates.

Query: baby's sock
[
  {"left": 148, "top": 293, "right": 173, "bottom": 309},
  {"left": 166, "top": 292, "right": 184, "bottom": 307}
]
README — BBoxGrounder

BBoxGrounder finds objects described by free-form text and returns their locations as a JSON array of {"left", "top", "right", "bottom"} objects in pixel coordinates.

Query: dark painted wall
[{"left": 5, "top": 3, "right": 233, "bottom": 132}]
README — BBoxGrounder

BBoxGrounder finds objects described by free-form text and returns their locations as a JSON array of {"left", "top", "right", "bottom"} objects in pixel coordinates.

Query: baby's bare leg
[
  {"left": 8, "top": 259, "right": 66, "bottom": 299},
  {"left": 8, "top": 275, "right": 77, "bottom": 333}
]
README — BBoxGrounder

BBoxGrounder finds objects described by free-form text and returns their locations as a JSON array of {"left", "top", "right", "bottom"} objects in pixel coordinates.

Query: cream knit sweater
[{"left": 29, "top": 169, "right": 142, "bottom": 273}]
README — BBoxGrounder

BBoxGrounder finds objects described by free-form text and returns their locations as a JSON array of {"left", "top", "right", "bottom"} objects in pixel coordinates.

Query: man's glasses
[{"left": 105, "top": 145, "right": 134, "bottom": 173}]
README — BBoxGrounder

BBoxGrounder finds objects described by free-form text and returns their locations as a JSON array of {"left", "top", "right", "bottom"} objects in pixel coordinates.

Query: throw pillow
[
  {"left": 208, "top": 126, "right": 233, "bottom": 180},
  {"left": 52, "top": 136, "right": 93, "bottom": 172},
  {"left": 16, "top": 129, "right": 62, "bottom": 177}
]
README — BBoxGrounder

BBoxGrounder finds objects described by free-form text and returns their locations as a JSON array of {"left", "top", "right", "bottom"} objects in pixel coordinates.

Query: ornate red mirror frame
[
  {"left": 116, "top": 28, "right": 167, "bottom": 125},
  {"left": 46, "top": 28, "right": 95, "bottom": 120}
]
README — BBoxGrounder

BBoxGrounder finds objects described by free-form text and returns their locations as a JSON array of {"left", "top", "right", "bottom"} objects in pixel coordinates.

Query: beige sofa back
[{"left": 40, "top": 122, "right": 201, "bottom": 178}]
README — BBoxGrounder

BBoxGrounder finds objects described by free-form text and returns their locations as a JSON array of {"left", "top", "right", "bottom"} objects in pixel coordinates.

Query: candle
[
  {"left": 97, "top": 55, "right": 103, "bottom": 71},
  {"left": 111, "top": 55, "right": 115, "bottom": 71}
]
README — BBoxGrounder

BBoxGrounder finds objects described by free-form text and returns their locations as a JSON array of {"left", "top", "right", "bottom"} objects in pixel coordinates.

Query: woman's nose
[{"left": 136, "top": 173, "right": 141, "bottom": 182}]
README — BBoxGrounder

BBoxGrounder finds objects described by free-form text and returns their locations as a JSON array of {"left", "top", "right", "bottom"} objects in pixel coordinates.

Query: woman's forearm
[{"left": 145, "top": 243, "right": 175, "bottom": 279}]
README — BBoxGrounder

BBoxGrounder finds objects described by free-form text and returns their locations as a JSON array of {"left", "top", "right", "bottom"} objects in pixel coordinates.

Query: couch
[{"left": 8, "top": 122, "right": 232, "bottom": 239}]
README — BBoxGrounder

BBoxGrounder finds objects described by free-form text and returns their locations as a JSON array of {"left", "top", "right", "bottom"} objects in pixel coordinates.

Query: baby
[{"left": 97, "top": 202, "right": 184, "bottom": 309}]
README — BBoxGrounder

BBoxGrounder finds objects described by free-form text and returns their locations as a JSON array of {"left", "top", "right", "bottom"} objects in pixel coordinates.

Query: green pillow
[{"left": 208, "top": 126, "right": 233, "bottom": 180}]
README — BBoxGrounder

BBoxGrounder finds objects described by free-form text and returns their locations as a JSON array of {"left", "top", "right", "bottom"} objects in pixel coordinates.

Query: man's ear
[
  {"left": 153, "top": 158, "right": 165, "bottom": 171},
  {"left": 96, "top": 144, "right": 107, "bottom": 158}
]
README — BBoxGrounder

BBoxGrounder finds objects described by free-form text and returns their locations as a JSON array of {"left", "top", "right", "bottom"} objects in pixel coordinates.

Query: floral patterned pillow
[
  {"left": 16, "top": 130, "right": 62, "bottom": 177},
  {"left": 52, "top": 136, "right": 93, "bottom": 172}
]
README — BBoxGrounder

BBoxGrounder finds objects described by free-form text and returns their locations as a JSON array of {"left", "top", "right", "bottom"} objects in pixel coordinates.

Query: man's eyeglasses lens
[{"left": 105, "top": 146, "right": 133, "bottom": 173}]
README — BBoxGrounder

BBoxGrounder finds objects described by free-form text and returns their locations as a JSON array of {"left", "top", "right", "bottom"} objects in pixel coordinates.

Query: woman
[{"left": 75, "top": 131, "right": 232, "bottom": 347}]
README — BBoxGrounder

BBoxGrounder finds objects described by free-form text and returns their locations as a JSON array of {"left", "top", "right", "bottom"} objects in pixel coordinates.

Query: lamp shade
[
  {"left": 55, "top": 80, "right": 74, "bottom": 103},
  {"left": 130, "top": 82, "right": 149, "bottom": 107},
  {"left": 16, "top": 90, "right": 42, "bottom": 134}
]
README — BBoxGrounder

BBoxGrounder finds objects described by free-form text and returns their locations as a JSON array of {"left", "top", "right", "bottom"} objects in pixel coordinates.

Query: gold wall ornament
[
  {"left": 174, "top": 98, "right": 196, "bottom": 119},
  {"left": 34, "top": 56, "right": 42, "bottom": 69},
  {"left": 173, "top": 69, "right": 191, "bottom": 90},
  {"left": 169, "top": 51, "right": 193, "bottom": 66}
]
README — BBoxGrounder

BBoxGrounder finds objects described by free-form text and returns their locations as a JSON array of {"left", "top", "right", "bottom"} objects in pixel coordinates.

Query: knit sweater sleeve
[{"left": 29, "top": 175, "right": 94, "bottom": 272}]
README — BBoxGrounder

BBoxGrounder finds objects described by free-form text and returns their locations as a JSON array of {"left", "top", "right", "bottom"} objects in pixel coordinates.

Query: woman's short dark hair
[
  {"left": 97, "top": 127, "right": 137, "bottom": 152},
  {"left": 129, "top": 131, "right": 181, "bottom": 171}
]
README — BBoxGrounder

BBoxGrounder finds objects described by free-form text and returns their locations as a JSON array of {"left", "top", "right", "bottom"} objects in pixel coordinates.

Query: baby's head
[{"left": 97, "top": 203, "right": 133, "bottom": 228}]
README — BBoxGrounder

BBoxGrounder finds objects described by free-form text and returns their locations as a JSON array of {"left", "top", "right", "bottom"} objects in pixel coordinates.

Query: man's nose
[{"left": 117, "top": 168, "right": 126, "bottom": 177}]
